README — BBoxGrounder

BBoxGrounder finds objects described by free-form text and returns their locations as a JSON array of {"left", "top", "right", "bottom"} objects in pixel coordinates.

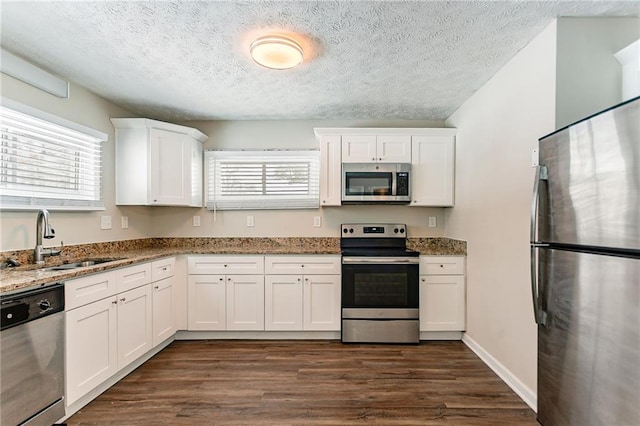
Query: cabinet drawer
[
  {"left": 152, "top": 257, "right": 175, "bottom": 281},
  {"left": 420, "top": 256, "right": 465, "bottom": 275},
  {"left": 188, "top": 255, "right": 264, "bottom": 275},
  {"left": 264, "top": 255, "right": 341, "bottom": 275},
  {"left": 116, "top": 262, "right": 152, "bottom": 293},
  {"left": 65, "top": 271, "right": 117, "bottom": 310}
]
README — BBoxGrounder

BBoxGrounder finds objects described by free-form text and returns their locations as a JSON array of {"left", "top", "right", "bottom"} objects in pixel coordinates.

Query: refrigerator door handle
[
  {"left": 530, "top": 245, "right": 548, "bottom": 326},
  {"left": 531, "top": 165, "right": 548, "bottom": 326},
  {"left": 530, "top": 165, "right": 547, "bottom": 243}
]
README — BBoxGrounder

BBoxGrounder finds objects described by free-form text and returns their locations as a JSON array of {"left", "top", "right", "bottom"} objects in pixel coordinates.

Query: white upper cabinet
[
  {"left": 111, "top": 118, "right": 207, "bottom": 207},
  {"left": 317, "top": 133, "right": 342, "bottom": 206},
  {"left": 341, "top": 134, "right": 411, "bottom": 163},
  {"left": 411, "top": 134, "right": 456, "bottom": 207},
  {"left": 314, "top": 127, "right": 456, "bottom": 206}
]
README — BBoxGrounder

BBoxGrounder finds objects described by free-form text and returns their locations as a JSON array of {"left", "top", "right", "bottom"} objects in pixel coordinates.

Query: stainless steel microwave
[{"left": 342, "top": 163, "right": 411, "bottom": 204}]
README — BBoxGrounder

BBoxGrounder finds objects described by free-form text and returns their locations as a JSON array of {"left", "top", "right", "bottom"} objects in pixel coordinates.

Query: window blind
[
  {"left": 205, "top": 150, "right": 320, "bottom": 210},
  {"left": 0, "top": 103, "right": 106, "bottom": 210}
]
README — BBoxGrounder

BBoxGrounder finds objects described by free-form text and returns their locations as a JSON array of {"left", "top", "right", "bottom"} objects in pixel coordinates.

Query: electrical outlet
[
  {"left": 101, "top": 215, "right": 112, "bottom": 230},
  {"left": 313, "top": 216, "right": 321, "bottom": 227},
  {"left": 428, "top": 217, "right": 437, "bottom": 228},
  {"left": 193, "top": 215, "right": 201, "bottom": 227},
  {"left": 247, "top": 215, "right": 255, "bottom": 227},
  {"left": 121, "top": 216, "right": 129, "bottom": 229}
]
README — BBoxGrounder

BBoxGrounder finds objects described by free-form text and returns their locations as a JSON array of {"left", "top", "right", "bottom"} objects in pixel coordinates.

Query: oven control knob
[
  {"left": 349, "top": 228, "right": 354, "bottom": 233},
  {"left": 394, "top": 228, "right": 399, "bottom": 233},
  {"left": 343, "top": 228, "right": 348, "bottom": 234},
  {"left": 38, "top": 299, "right": 52, "bottom": 311},
  {"left": 400, "top": 228, "right": 405, "bottom": 234}
]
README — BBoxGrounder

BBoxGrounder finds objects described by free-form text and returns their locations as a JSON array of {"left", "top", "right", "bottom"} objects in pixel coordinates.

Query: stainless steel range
[{"left": 341, "top": 223, "right": 420, "bottom": 343}]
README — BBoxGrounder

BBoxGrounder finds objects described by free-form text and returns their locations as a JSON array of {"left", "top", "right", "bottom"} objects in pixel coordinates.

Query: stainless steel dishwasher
[{"left": 1, "top": 283, "right": 65, "bottom": 426}]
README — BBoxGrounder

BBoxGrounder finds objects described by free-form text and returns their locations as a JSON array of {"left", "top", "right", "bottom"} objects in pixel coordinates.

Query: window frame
[
  {"left": 205, "top": 149, "right": 320, "bottom": 211},
  {"left": 0, "top": 98, "right": 107, "bottom": 211}
]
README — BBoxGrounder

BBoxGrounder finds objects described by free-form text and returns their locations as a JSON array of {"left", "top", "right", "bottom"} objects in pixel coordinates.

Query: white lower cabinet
[
  {"left": 152, "top": 276, "right": 175, "bottom": 346},
  {"left": 116, "top": 284, "right": 153, "bottom": 368},
  {"left": 65, "top": 295, "right": 118, "bottom": 406},
  {"left": 187, "top": 274, "right": 264, "bottom": 331},
  {"left": 419, "top": 256, "right": 466, "bottom": 332},
  {"left": 187, "top": 255, "right": 265, "bottom": 331},
  {"left": 187, "top": 274, "right": 226, "bottom": 330},
  {"left": 265, "top": 275, "right": 304, "bottom": 330},
  {"left": 151, "top": 257, "right": 176, "bottom": 346},
  {"left": 302, "top": 274, "right": 341, "bottom": 331},
  {"left": 264, "top": 256, "right": 341, "bottom": 331},
  {"left": 226, "top": 275, "right": 265, "bottom": 330},
  {"left": 66, "top": 258, "right": 176, "bottom": 407},
  {"left": 187, "top": 255, "right": 340, "bottom": 332}
]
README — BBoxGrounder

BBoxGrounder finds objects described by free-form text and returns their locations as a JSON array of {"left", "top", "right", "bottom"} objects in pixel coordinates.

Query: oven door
[{"left": 341, "top": 257, "right": 419, "bottom": 311}]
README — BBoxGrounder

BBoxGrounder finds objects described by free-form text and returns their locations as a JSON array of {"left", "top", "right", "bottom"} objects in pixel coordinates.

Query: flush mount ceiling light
[{"left": 250, "top": 35, "right": 304, "bottom": 70}]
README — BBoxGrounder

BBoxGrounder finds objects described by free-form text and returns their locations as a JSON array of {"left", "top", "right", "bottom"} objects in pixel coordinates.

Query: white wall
[
  {"left": 444, "top": 21, "right": 558, "bottom": 404},
  {"left": 556, "top": 18, "right": 640, "bottom": 128},
  {"left": 0, "top": 73, "right": 152, "bottom": 252},
  {"left": 152, "top": 118, "right": 448, "bottom": 238}
]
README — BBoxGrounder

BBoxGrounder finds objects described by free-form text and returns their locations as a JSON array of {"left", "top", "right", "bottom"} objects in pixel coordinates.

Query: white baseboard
[
  {"left": 462, "top": 333, "right": 537, "bottom": 412},
  {"left": 420, "top": 331, "right": 463, "bottom": 340},
  {"left": 176, "top": 330, "right": 341, "bottom": 340}
]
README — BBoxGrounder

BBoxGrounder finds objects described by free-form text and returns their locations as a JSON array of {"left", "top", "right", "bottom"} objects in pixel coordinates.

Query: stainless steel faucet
[{"left": 34, "top": 209, "right": 62, "bottom": 264}]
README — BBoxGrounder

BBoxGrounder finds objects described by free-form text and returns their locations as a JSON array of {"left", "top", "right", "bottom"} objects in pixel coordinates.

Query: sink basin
[{"left": 43, "top": 258, "right": 123, "bottom": 271}]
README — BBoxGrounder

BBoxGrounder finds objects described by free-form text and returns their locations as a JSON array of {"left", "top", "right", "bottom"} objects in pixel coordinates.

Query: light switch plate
[
  {"left": 101, "top": 215, "right": 112, "bottom": 230},
  {"left": 193, "top": 215, "right": 201, "bottom": 227},
  {"left": 121, "top": 216, "right": 129, "bottom": 229},
  {"left": 313, "top": 216, "right": 321, "bottom": 227},
  {"left": 247, "top": 215, "right": 255, "bottom": 227},
  {"left": 428, "top": 217, "right": 437, "bottom": 228}
]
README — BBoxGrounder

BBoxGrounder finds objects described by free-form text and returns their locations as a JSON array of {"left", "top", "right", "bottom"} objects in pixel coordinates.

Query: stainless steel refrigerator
[{"left": 531, "top": 96, "right": 640, "bottom": 426}]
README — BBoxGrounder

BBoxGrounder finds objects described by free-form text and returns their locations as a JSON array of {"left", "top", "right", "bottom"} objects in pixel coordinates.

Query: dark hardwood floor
[{"left": 67, "top": 340, "right": 538, "bottom": 425}]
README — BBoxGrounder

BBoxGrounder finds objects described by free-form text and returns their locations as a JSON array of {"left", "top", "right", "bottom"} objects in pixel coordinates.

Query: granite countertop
[{"left": 0, "top": 237, "right": 466, "bottom": 295}]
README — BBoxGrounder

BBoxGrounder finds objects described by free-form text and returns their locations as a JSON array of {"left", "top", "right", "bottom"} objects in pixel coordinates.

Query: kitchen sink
[{"left": 43, "top": 258, "right": 123, "bottom": 271}]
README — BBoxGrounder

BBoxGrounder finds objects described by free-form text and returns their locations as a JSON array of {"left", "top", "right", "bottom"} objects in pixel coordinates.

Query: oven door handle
[{"left": 342, "top": 256, "right": 420, "bottom": 265}]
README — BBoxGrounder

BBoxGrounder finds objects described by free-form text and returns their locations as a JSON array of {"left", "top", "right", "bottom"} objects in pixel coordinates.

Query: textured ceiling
[{"left": 1, "top": 1, "right": 639, "bottom": 121}]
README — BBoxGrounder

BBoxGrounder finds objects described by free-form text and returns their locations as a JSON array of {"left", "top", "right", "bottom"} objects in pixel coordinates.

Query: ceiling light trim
[{"left": 250, "top": 35, "right": 304, "bottom": 70}]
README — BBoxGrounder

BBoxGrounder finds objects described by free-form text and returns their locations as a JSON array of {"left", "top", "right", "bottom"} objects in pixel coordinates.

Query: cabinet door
[
  {"left": 319, "top": 134, "right": 342, "bottom": 206},
  {"left": 187, "top": 274, "right": 226, "bottom": 330},
  {"left": 149, "top": 128, "right": 191, "bottom": 206},
  {"left": 303, "top": 274, "right": 341, "bottom": 331},
  {"left": 152, "top": 276, "right": 175, "bottom": 346},
  {"left": 377, "top": 135, "right": 411, "bottom": 163},
  {"left": 189, "top": 138, "right": 203, "bottom": 207},
  {"left": 410, "top": 135, "right": 455, "bottom": 206},
  {"left": 265, "top": 275, "right": 303, "bottom": 330},
  {"left": 65, "top": 296, "right": 118, "bottom": 406},
  {"left": 117, "top": 284, "right": 153, "bottom": 369},
  {"left": 342, "top": 135, "right": 376, "bottom": 163},
  {"left": 226, "top": 275, "right": 265, "bottom": 331},
  {"left": 419, "top": 275, "right": 465, "bottom": 331}
]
